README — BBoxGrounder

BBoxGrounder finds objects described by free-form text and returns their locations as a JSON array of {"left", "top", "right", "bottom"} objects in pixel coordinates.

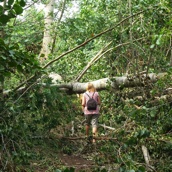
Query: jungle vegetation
[{"left": 0, "top": 0, "right": 172, "bottom": 171}]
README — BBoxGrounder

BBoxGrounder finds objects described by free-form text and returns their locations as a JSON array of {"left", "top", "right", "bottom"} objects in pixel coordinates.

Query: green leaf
[
  {"left": 0, "top": 5, "right": 3, "bottom": 14},
  {"left": 63, "top": 167, "right": 75, "bottom": 172},
  {"left": 4, "top": 71, "right": 11, "bottom": 77},
  {"left": 156, "top": 35, "right": 162, "bottom": 45},
  {"left": 1, "top": 55, "right": 6, "bottom": 60},
  {"left": 8, "top": 10, "right": 16, "bottom": 18},
  {"left": 17, "top": 65, "right": 23, "bottom": 72},
  {"left": 4, "top": 5, "right": 11, "bottom": 10},
  {"left": 0, "top": 65, "right": 5, "bottom": 71},
  {"left": 0, "top": 38, "right": 5, "bottom": 44},
  {"left": 20, "top": 0, "right": 26, "bottom": 7},
  {"left": 0, "top": 75, "right": 4, "bottom": 82},
  {"left": 139, "top": 129, "right": 143, "bottom": 136},
  {"left": 8, "top": 0, "right": 14, "bottom": 6},
  {"left": 0, "top": 14, "right": 10, "bottom": 24},
  {"left": 13, "top": 4, "right": 23, "bottom": 15},
  {"left": 150, "top": 110, "right": 156, "bottom": 117},
  {"left": 9, "top": 50, "right": 15, "bottom": 58},
  {"left": 9, "top": 61, "right": 17, "bottom": 67},
  {"left": 150, "top": 44, "right": 155, "bottom": 49},
  {"left": 54, "top": 170, "right": 61, "bottom": 172},
  {"left": 138, "top": 166, "right": 146, "bottom": 172}
]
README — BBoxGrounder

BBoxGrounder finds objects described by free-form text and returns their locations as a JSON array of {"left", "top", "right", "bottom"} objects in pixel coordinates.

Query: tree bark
[
  {"left": 3, "top": 72, "right": 167, "bottom": 96},
  {"left": 47, "top": 73, "right": 166, "bottom": 94},
  {"left": 39, "top": 0, "right": 55, "bottom": 61},
  {"left": 141, "top": 145, "right": 155, "bottom": 171}
]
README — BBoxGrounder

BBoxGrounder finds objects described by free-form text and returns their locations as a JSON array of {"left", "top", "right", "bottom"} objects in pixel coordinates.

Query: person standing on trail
[{"left": 82, "top": 83, "right": 101, "bottom": 143}]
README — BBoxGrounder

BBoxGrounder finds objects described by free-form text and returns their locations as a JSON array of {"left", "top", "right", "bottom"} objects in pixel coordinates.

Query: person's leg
[
  {"left": 85, "top": 115, "right": 92, "bottom": 136},
  {"left": 85, "top": 125, "right": 90, "bottom": 136},
  {"left": 92, "top": 127, "right": 98, "bottom": 136},
  {"left": 92, "top": 127, "right": 97, "bottom": 143},
  {"left": 91, "top": 114, "right": 99, "bottom": 143}
]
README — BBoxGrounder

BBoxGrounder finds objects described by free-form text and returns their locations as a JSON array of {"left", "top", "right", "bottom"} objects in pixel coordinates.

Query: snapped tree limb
[
  {"left": 3, "top": 73, "right": 167, "bottom": 95},
  {"left": 141, "top": 145, "right": 155, "bottom": 171},
  {"left": 53, "top": 72, "right": 166, "bottom": 93}
]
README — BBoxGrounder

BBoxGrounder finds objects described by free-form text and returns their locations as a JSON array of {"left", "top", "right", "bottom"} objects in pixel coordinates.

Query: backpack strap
[
  {"left": 92, "top": 92, "right": 95, "bottom": 99},
  {"left": 85, "top": 92, "right": 91, "bottom": 99},
  {"left": 85, "top": 92, "right": 95, "bottom": 99}
]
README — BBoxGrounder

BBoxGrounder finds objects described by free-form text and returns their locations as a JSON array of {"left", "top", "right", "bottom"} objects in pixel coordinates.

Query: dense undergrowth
[{"left": 1, "top": 77, "right": 172, "bottom": 172}]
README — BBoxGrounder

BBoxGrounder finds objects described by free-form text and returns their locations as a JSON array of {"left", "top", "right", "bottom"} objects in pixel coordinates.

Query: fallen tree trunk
[
  {"left": 3, "top": 72, "right": 167, "bottom": 95},
  {"left": 44, "top": 72, "right": 167, "bottom": 94}
]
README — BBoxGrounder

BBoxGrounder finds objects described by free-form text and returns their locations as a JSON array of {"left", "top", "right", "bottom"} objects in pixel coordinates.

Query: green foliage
[
  {"left": 1, "top": 83, "right": 79, "bottom": 170},
  {"left": 1, "top": 0, "right": 172, "bottom": 171},
  {"left": 0, "top": 38, "right": 41, "bottom": 82},
  {"left": 0, "top": 0, "right": 25, "bottom": 24},
  {"left": 4, "top": 7, "right": 44, "bottom": 55}
]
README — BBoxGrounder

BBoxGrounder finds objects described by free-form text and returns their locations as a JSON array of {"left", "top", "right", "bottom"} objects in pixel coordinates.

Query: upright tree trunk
[
  {"left": 39, "top": 0, "right": 55, "bottom": 62},
  {"left": 51, "top": 0, "right": 66, "bottom": 53}
]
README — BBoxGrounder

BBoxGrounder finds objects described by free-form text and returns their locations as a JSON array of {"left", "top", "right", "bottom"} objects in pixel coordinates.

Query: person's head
[{"left": 86, "top": 82, "right": 96, "bottom": 92}]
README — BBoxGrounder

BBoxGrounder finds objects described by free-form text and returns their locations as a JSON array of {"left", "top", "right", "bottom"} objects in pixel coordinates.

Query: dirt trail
[{"left": 60, "top": 153, "right": 96, "bottom": 172}]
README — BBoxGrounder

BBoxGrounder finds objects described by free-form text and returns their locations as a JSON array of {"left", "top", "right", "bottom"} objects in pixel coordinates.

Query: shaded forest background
[{"left": 0, "top": 0, "right": 172, "bottom": 171}]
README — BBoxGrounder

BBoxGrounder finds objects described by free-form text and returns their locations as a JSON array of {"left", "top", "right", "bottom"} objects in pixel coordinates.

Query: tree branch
[
  {"left": 75, "top": 41, "right": 113, "bottom": 81},
  {"left": 10, "top": 8, "right": 154, "bottom": 94},
  {"left": 141, "top": 145, "right": 155, "bottom": 171},
  {"left": 4, "top": 72, "right": 167, "bottom": 96},
  {"left": 43, "top": 9, "right": 148, "bottom": 69},
  {"left": 75, "top": 37, "right": 145, "bottom": 82},
  {"left": 51, "top": 0, "right": 67, "bottom": 53}
]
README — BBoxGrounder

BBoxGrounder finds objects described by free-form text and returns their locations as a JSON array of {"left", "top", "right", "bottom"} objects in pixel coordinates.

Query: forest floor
[
  {"left": 19, "top": 116, "right": 120, "bottom": 172},
  {"left": 22, "top": 134, "right": 119, "bottom": 172},
  {"left": 58, "top": 153, "right": 95, "bottom": 172}
]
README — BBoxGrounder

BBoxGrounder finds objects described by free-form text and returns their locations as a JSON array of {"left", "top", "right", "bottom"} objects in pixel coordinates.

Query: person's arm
[
  {"left": 97, "top": 93, "right": 101, "bottom": 105},
  {"left": 97, "top": 96, "right": 101, "bottom": 105},
  {"left": 81, "top": 94, "right": 86, "bottom": 112},
  {"left": 97, "top": 94, "right": 101, "bottom": 111}
]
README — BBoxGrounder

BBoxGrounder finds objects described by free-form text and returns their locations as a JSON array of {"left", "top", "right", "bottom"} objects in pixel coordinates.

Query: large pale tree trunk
[
  {"left": 3, "top": 73, "right": 168, "bottom": 96},
  {"left": 39, "top": 0, "right": 55, "bottom": 61},
  {"left": 42, "top": 72, "right": 166, "bottom": 94}
]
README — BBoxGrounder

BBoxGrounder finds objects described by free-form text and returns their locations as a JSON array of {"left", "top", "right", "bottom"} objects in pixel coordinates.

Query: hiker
[{"left": 82, "top": 83, "right": 101, "bottom": 143}]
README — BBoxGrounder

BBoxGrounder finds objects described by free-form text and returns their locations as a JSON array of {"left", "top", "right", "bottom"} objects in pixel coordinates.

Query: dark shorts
[{"left": 85, "top": 114, "right": 99, "bottom": 127}]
